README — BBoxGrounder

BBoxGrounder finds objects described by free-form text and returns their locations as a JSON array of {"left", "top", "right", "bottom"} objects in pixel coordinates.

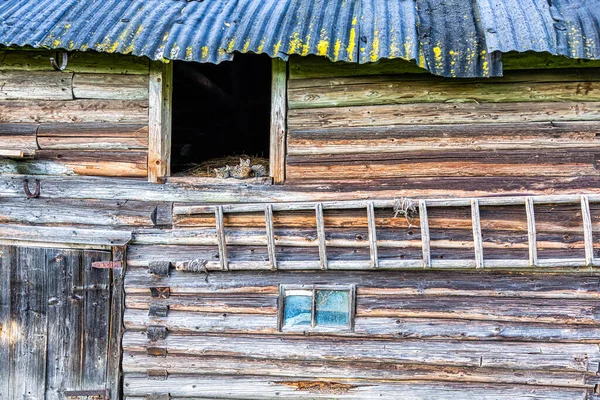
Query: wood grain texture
[
  {"left": 0, "top": 70, "right": 73, "bottom": 100},
  {"left": 148, "top": 61, "right": 173, "bottom": 182},
  {"left": 73, "top": 73, "right": 149, "bottom": 100},
  {"left": 289, "top": 69, "right": 600, "bottom": 109},
  {"left": 0, "top": 50, "right": 151, "bottom": 75},
  {"left": 0, "top": 99, "right": 149, "bottom": 123},
  {"left": 270, "top": 58, "right": 287, "bottom": 183}
]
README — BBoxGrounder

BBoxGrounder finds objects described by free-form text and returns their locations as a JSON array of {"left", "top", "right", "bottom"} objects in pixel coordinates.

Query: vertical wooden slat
[
  {"left": 367, "top": 202, "right": 379, "bottom": 269},
  {"left": 82, "top": 250, "right": 111, "bottom": 393},
  {"left": 581, "top": 195, "right": 595, "bottom": 267},
  {"left": 418, "top": 200, "right": 431, "bottom": 268},
  {"left": 0, "top": 246, "right": 11, "bottom": 398},
  {"left": 45, "top": 248, "right": 74, "bottom": 399},
  {"left": 471, "top": 199, "right": 484, "bottom": 269},
  {"left": 270, "top": 58, "right": 287, "bottom": 184},
  {"left": 315, "top": 203, "right": 328, "bottom": 270},
  {"left": 525, "top": 197, "right": 538, "bottom": 267},
  {"left": 106, "top": 246, "right": 126, "bottom": 399},
  {"left": 9, "top": 247, "right": 47, "bottom": 400},
  {"left": 264, "top": 204, "right": 277, "bottom": 270},
  {"left": 148, "top": 61, "right": 173, "bottom": 183},
  {"left": 215, "top": 206, "right": 229, "bottom": 270}
]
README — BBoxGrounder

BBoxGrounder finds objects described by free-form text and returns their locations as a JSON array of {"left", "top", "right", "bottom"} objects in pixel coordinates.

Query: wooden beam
[
  {"left": 525, "top": 197, "right": 538, "bottom": 267},
  {"left": 264, "top": 204, "right": 277, "bottom": 270},
  {"left": 270, "top": 58, "right": 287, "bottom": 184},
  {"left": 367, "top": 202, "right": 379, "bottom": 269},
  {"left": 581, "top": 195, "right": 595, "bottom": 267},
  {"left": 315, "top": 203, "right": 328, "bottom": 270},
  {"left": 471, "top": 199, "right": 484, "bottom": 269},
  {"left": 419, "top": 200, "right": 431, "bottom": 268},
  {"left": 215, "top": 206, "right": 228, "bottom": 271},
  {"left": 148, "top": 61, "right": 173, "bottom": 183}
]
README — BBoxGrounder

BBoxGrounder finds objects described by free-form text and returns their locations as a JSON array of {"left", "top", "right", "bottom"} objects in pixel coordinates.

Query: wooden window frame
[
  {"left": 278, "top": 284, "right": 356, "bottom": 333},
  {"left": 148, "top": 58, "right": 287, "bottom": 184}
]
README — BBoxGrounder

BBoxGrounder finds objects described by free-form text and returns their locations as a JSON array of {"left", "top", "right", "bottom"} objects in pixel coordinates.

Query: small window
[{"left": 279, "top": 285, "right": 355, "bottom": 332}]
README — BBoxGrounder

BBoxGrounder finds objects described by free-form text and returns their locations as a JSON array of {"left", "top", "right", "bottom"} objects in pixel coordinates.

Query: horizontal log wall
[
  {"left": 122, "top": 269, "right": 600, "bottom": 398},
  {"left": 0, "top": 50, "right": 150, "bottom": 177},
  {"left": 287, "top": 56, "right": 600, "bottom": 193}
]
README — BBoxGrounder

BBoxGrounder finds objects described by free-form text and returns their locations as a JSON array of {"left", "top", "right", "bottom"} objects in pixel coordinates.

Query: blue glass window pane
[
  {"left": 315, "top": 290, "right": 349, "bottom": 326},
  {"left": 284, "top": 295, "right": 312, "bottom": 326}
]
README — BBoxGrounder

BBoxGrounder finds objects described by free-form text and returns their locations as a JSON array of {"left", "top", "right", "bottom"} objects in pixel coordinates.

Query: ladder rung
[
  {"left": 215, "top": 206, "right": 228, "bottom": 270},
  {"left": 471, "top": 199, "right": 484, "bottom": 269},
  {"left": 525, "top": 197, "right": 537, "bottom": 267},
  {"left": 367, "top": 202, "right": 379, "bottom": 269},
  {"left": 581, "top": 195, "right": 594, "bottom": 267},
  {"left": 315, "top": 203, "right": 328, "bottom": 270},
  {"left": 418, "top": 200, "right": 431, "bottom": 268},
  {"left": 264, "top": 204, "right": 277, "bottom": 270}
]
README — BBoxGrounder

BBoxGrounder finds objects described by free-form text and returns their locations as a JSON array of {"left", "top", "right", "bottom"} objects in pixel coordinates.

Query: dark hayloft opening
[{"left": 171, "top": 53, "right": 272, "bottom": 176}]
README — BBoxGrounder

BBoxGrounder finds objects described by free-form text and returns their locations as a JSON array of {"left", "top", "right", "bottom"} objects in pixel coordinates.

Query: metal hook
[
  {"left": 23, "top": 179, "right": 40, "bottom": 198},
  {"left": 50, "top": 51, "right": 68, "bottom": 71}
]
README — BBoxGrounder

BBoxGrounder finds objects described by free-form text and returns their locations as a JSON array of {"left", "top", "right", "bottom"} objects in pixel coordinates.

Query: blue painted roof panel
[{"left": 0, "top": 0, "right": 598, "bottom": 77}]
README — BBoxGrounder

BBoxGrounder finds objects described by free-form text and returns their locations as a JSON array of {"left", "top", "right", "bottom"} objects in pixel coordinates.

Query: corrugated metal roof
[{"left": 0, "top": 0, "right": 598, "bottom": 77}]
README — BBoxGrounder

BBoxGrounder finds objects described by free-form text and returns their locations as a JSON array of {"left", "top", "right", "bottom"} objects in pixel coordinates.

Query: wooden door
[{"left": 0, "top": 245, "right": 117, "bottom": 400}]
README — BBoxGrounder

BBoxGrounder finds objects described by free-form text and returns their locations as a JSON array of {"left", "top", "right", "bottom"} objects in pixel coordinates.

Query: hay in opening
[{"left": 176, "top": 154, "right": 269, "bottom": 177}]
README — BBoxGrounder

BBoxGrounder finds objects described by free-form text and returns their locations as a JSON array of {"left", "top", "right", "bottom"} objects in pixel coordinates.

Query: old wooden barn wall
[
  {"left": 286, "top": 54, "right": 600, "bottom": 195},
  {"left": 121, "top": 269, "right": 600, "bottom": 399},
  {"left": 1, "top": 49, "right": 600, "bottom": 399},
  {"left": 0, "top": 49, "right": 150, "bottom": 177}
]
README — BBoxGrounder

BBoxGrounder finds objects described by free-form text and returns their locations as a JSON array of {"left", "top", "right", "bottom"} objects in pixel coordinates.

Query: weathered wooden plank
[
  {"left": 215, "top": 206, "right": 228, "bottom": 271},
  {"left": 9, "top": 247, "right": 47, "bottom": 400},
  {"left": 264, "top": 204, "right": 277, "bottom": 270},
  {"left": 122, "top": 333, "right": 599, "bottom": 372},
  {"left": 288, "top": 102, "right": 600, "bottom": 130},
  {"left": 82, "top": 251, "right": 111, "bottom": 392},
  {"left": 356, "top": 296, "right": 600, "bottom": 325},
  {"left": 367, "top": 202, "right": 378, "bottom": 268},
  {"left": 0, "top": 150, "right": 147, "bottom": 177},
  {"left": 581, "top": 195, "right": 595, "bottom": 267},
  {"left": 270, "top": 58, "right": 286, "bottom": 184},
  {"left": 122, "top": 353, "right": 594, "bottom": 388},
  {"left": 37, "top": 122, "right": 148, "bottom": 137},
  {"left": 148, "top": 61, "right": 173, "bottom": 182},
  {"left": 124, "top": 269, "right": 600, "bottom": 299},
  {"left": 471, "top": 199, "right": 484, "bottom": 269},
  {"left": 2, "top": 174, "right": 600, "bottom": 204},
  {"left": 73, "top": 73, "right": 149, "bottom": 100},
  {"left": 286, "top": 148, "right": 600, "bottom": 180},
  {"left": 0, "top": 50, "right": 151, "bottom": 74},
  {"left": 418, "top": 200, "right": 431, "bottom": 268},
  {"left": 315, "top": 203, "right": 328, "bottom": 269},
  {"left": 289, "top": 70, "right": 600, "bottom": 109},
  {"left": 0, "top": 224, "right": 131, "bottom": 249},
  {"left": 45, "top": 249, "right": 84, "bottom": 399},
  {"left": 125, "top": 294, "right": 277, "bottom": 314},
  {"left": 0, "top": 99, "right": 149, "bottom": 124},
  {"left": 124, "top": 376, "right": 591, "bottom": 399},
  {"left": 288, "top": 53, "right": 600, "bottom": 80},
  {"left": 287, "top": 121, "right": 600, "bottom": 155},
  {"left": 525, "top": 197, "right": 538, "bottom": 267},
  {"left": 125, "top": 376, "right": 588, "bottom": 400},
  {"left": 38, "top": 136, "right": 147, "bottom": 150},
  {"left": 0, "top": 70, "right": 73, "bottom": 100},
  {"left": 0, "top": 123, "right": 39, "bottom": 152},
  {"left": 0, "top": 246, "right": 11, "bottom": 397},
  {"left": 0, "top": 198, "right": 167, "bottom": 227}
]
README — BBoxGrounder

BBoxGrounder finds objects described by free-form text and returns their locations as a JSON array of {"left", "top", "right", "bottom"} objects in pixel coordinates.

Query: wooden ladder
[{"left": 209, "top": 195, "right": 596, "bottom": 270}]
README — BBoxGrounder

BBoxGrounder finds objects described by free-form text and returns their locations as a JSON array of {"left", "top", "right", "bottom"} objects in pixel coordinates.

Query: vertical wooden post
[
  {"left": 215, "top": 206, "right": 229, "bottom": 270},
  {"left": 264, "top": 204, "right": 277, "bottom": 270},
  {"left": 315, "top": 203, "right": 328, "bottom": 270},
  {"left": 471, "top": 199, "right": 484, "bottom": 269},
  {"left": 418, "top": 200, "right": 431, "bottom": 268},
  {"left": 367, "top": 202, "right": 379, "bottom": 269},
  {"left": 525, "top": 197, "right": 538, "bottom": 267},
  {"left": 148, "top": 61, "right": 173, "bottom": 183},
  {"left": 270, "top": 58, "right": 287, "bottom": 184},
  {"left": 581, "top": 195, "right": 594, "bottom": 267}
]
